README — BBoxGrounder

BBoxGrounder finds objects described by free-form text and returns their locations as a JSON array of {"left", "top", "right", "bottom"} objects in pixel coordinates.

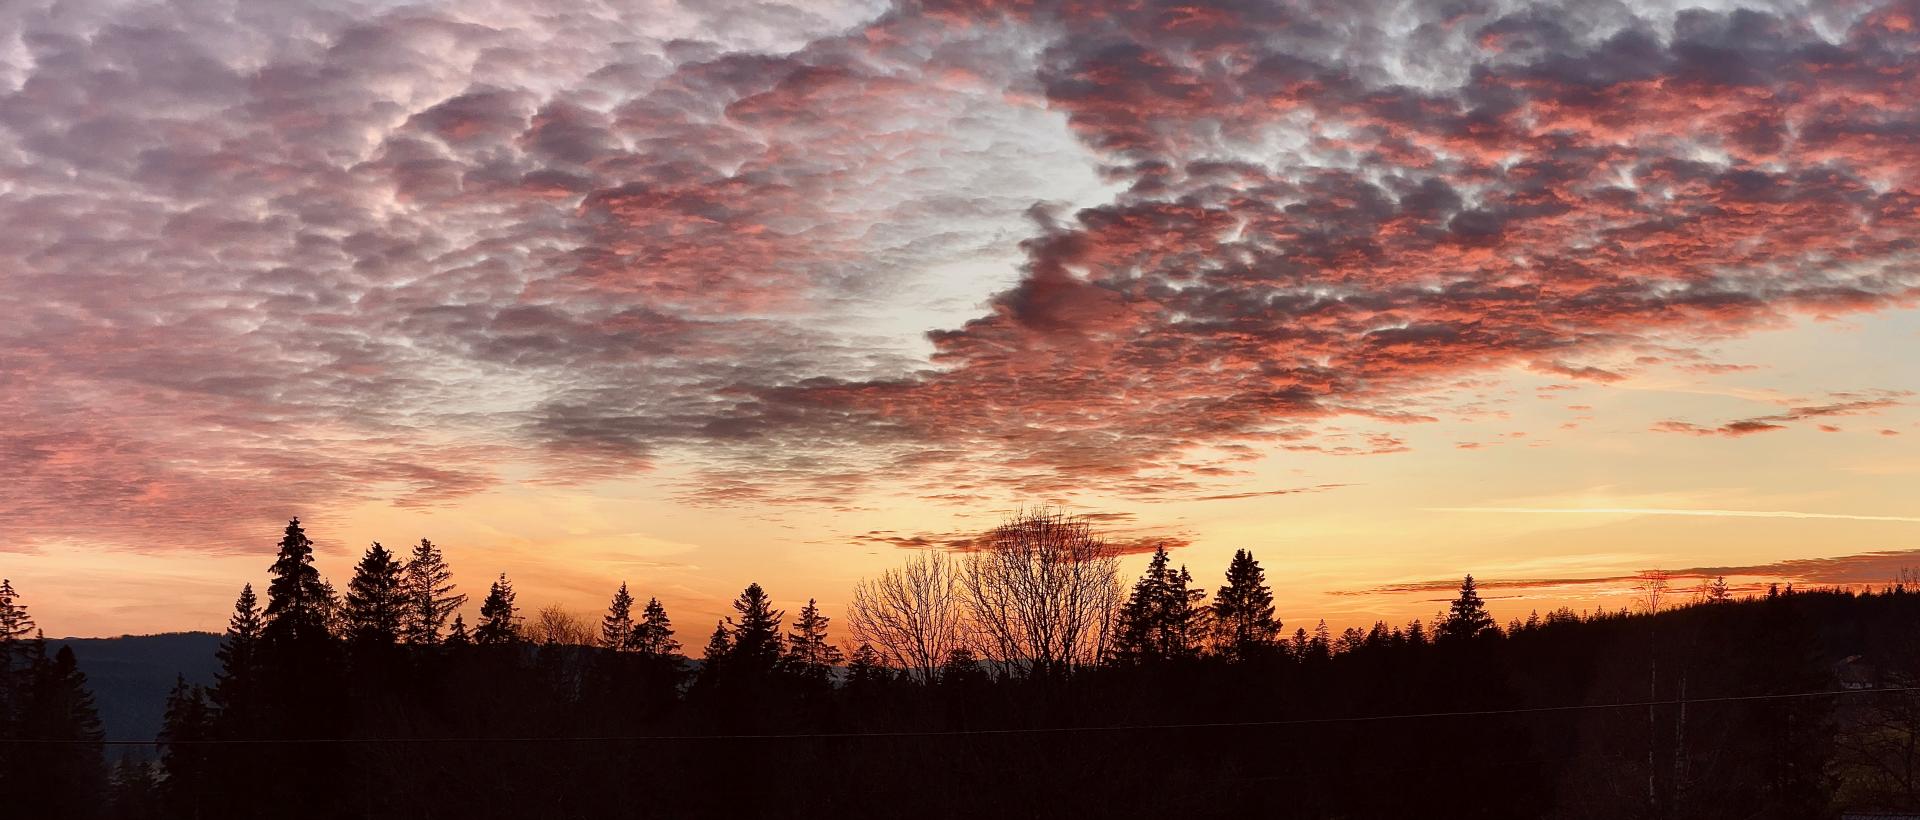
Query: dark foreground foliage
[{"left": 10, "top": 525, "right": 1920, "bottom": 818}]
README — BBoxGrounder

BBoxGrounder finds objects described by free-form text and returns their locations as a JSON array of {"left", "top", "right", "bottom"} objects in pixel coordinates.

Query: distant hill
[{"left": 51, "top": 632, "right": 222, "bottom": 743}]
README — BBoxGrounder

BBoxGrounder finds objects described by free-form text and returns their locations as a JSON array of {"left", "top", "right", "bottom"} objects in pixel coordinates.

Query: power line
[{"left": 7, "top": 684, "right": 1915, "bottom": 747}]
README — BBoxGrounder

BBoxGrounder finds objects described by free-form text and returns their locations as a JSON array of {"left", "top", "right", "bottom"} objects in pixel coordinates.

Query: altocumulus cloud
[{"left": 3, "top": 0, "right": 1920, "bottom": 550}]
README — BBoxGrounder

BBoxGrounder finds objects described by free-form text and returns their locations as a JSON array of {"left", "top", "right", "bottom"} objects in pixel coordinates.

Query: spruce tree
[
  {"left": 1163, "top": 563, "right": 1207, "bottom": 659},
  {"left": 1306, "top": 620, "right": 1332, "bottom": 661},
  {"left": 724, "top": 583, "right": 783, "bottom": 677},
  {"left": 630, "top": 597, "right": 680, "bottom": 658},
  {"left": 601, "top": 583, "right": 636, "bottom": 650},
  {"left": 846, "top": 642, "right": 890, "bottom": 689},
  {"left": 402, "top": 539, "right": 466, "bottom": 645},
  {"left": 1440, "top": 575, "right": 1497, "bottom": 642},
  {"left": 210, "top": 584, "right": 263, "bottom": 716},
  {"left": 1708, "top": 576, "right": 1733, "bottom": 603},
  {"left": 445, "top": 614, "right": 471, "bottom": 647},
  {"left": 1114, "top": 547, "right": 1173, "bottom": 663},
  {"left": 475, "top": 574, "right": 521, "bottom": 645},
  {"left": 1211, "top": 549, "right": 1280, "bottom": 661},
  {"left": 0, "top": 578, "right": 36, "bottom": 728},
  {"left": 785, "top": 598, "right": 843, "bottom": 684},
  {"left": 12, "top": 643, "right": 108, "bottom": 818},
  {"left": 158, "top": 677, "right": 213, "bottom": 819},
  {"left": 262, "top": 518, "right": 331, "bottom": 645},
  {"left": 344, "top": 542, "right": 406, "bottom": 647},
  {"left": 695, "top": 620, "right": 731, "bottom": 689},
  {"left": 1113, "top": 546, "right": 1207, "bottom": 663},
  {"left": 0, "top": 577, "right": 34, "bottom": 656}
]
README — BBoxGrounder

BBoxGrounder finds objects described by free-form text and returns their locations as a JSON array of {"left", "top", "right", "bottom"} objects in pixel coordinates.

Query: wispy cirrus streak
[
  {"left": 1425, "top": 507, "right": 1920, "bottom": 524},
  {"left": 1334, "top": 548, "right": 1920, "bottom": 598}
]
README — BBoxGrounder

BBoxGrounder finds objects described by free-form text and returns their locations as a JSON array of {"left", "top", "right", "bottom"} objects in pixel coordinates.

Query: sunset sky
[{"left": 4, "top": 0, "right": 1919, "bottom": 639}]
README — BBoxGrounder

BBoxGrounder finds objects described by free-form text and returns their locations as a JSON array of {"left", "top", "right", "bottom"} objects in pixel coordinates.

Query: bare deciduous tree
[
  {"left": 959, "top": 507, "right": 1121, "bottom": 678},
  {"left": 527, "top": 604, "right": 594, "bottom": 645},
  {"left": 1635, "top": 569, "right": 1671, "bottom": 613},
  {"left": 847, "top": 549, "right": 965, "bottom": 684}
]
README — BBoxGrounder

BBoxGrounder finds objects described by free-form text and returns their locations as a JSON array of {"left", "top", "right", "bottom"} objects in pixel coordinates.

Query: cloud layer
[{"left": 4, "top": 0, "right": 1920, "bottom": 550}]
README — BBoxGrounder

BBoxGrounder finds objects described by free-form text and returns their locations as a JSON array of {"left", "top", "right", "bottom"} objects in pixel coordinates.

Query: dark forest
[{"left": 6, "top": 513, "right": 1920, "bottom": 819}]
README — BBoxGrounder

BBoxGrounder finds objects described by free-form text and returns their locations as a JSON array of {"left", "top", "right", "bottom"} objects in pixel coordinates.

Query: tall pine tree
[
  {"left": 158, "top": 676, "right": 213, "bottom": 820},
  {"left": 601, "top": 583, "right": 636, "bottom": 650},
  {"left": 629, "top": 597, "right": 680, "bottom": 658},
  {"left": 344, "top": 542, "right": 406, "bottom": 647},
  {"left": 475, "top": 574, "right": 521, "bottom": 645},
  {"left": 10, "top": 643, "right": 108, "bottom": 819},
  {"left": 209, "top": 584, "right": 263, "bottom": 718},
  {"left": 785, "top": 599, "right": 843, "bottom": 684},
  {"left": 1440, "top": 575, "right": 1497, "bottom": 642},
  {"left": 724, "top": 583, "right": 783, "bottom": 678},
  {"left": 1113, "top": 546, "right": 1207, "bottom": 664},
  {"left": 261, "top": 518, "right": 331, "bottom": 645},
  {"left": 401, "top": 538, "right": 466, "bottom": 645},
  {"left": 1210, "top": 549, "right": 1280, "bottom": 661}
]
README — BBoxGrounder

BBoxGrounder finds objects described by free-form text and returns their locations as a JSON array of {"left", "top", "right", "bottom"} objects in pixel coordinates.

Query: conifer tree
[
  {"left": 696, "top": 620, "right": 731, "bottom": 689},
  {"left": 1210, "top": 549, "right": 1280, "bottom": 661},
  {"left": 1113, "top": 546, "right": 1207, "bottom": 663},
  {"left": 344, "top": 542, "right": 407, "bottom": 647},
  {"left": 11, "top": 643, "right": 108, "bottom": 817},
  {"left": 0, "top": 577, "right": 34, "bottom": 656},
  {"left": 1708, "top": 576, "right": 1733, "bottom": 603},
  {"left": 210, "top": 584, "right": 263, "bottom": 715},
  {"left": 1440, "top": 575, "right": 1497, "bottom": 642},
  {"left": 940, "top": 647, "right": 987, "bottom": 689},
  {"left": 724, "top": 583, "right": 783, "bottom": 677},
  {"left": 110, "top": 756, "right": 160, "bottom": 820},
  {"left": 0, "top": 577, "right": 36, "bottom": 725},
  {"left": 158, "top": 677, "right": 212, "bottom": 819},
  {"left": 629, "top": 597, "right": 680, "bottom": 658},
  {"left": 320, "top": 579, "right": 346, "bottom": 640},
  {"left": 846, "top": 642, "right": 891, "bottom": 689},
  {"left": 262, "top": 518, "right": 331, "bottom": 645},
  {"left": 601, "top": 583, "right": 636, "bottom": 650},
  {"left": 1304, "top": 620, "right": 1332, "bottom": 661},
  {"left": 401, "top": 539, "right": 466, "bottom": 645},
  {"left": 475, "top": 574, "right": 521, "bottom": 645},
  {"left": 785, "top": 598, "right": 843, "bottom": 684},
  {"left": 445, "top": 614, "right": 471, "bottom": 647}
]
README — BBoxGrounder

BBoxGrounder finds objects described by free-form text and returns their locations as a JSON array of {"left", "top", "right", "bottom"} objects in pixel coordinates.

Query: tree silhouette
[
  {"left": 401, "top": 538, "right": 466, "bottom": 646},
  {"left": 785, "top": 598, "right": 843, "bottom": 685},
  {"left": 1707, "top": 576, "right": 1733, "bottom": 604},
  {"left": 960, "top": 508, "right": 1122, "bottom": 677},
  {"left": 848, "top": 549, "right": 964, "bottom": 685},
  {"left": 475, "top": 574, "right": 521, "bottom": 645},
  {"left": 1440, "top": 575, "right": 1497, "bottom": 642},
  {"left": 11, "top": 643, "right": 107, "bottom": 819},
  {"left": 262, "top": 518, "right": 331, "bottom": 645},
  {"left": 600, "top": 583, "right": 636, "bottom": 650},
  {"left": 344, "top": 542, "right": 406, "bottom": 647},
  {"left": 445, "top": 614, "right": 471, "bottom": 647},
  {"left": 158, "top": 677, "right": 213, "bottom": 820},
  {"left": 1114, "top": 545, "right": 1206, "bottom": 664},
  {"left": 695, "top": 620, "right": 731, "bottom": 690},
  {"left": 845, "top": 642, "right": 891, "bottom": 689},
  {"left": 1210, "top": 549, "right": 1280, "bottom": 661},
  {"left": 0, "top": 577, "right": 33, "bottom": 651},
  {"left": 725, "top": 583, "right": 784, "bottom": 678},
  {"left": 630, "top": 597, "right": 680, "bottom": 658},
  {"left": 209, "top": 584, "right": 263, "bottom": 718}
]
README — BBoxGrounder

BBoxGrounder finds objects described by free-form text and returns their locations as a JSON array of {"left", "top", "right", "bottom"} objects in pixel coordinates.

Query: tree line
[{"left": 7, "top": 510, "right": 1920, "bottom": 818}]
